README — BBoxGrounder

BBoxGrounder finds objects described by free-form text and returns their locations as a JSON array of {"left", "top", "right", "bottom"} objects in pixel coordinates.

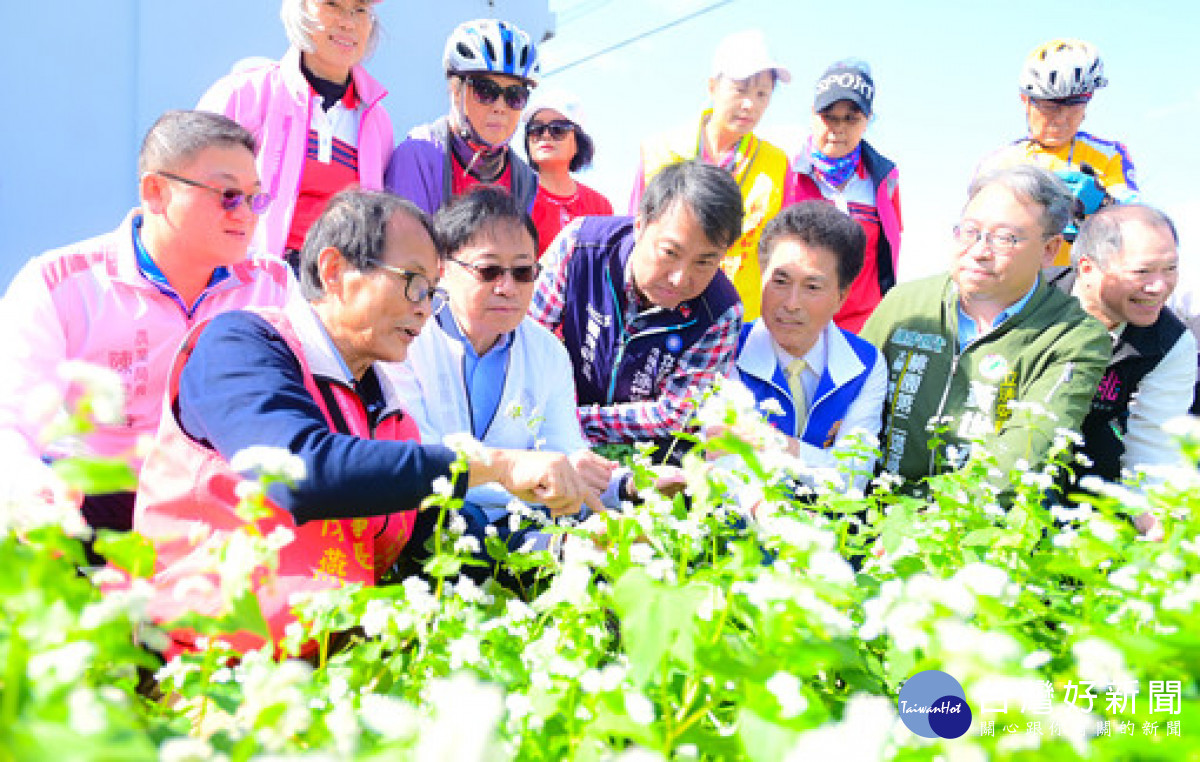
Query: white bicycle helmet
[
  {"left": 1019, "top": 39, "right": 1108, "bottom": 99},
  {"left": 443, "top": 19, "right": 540, "bottom": 84}
]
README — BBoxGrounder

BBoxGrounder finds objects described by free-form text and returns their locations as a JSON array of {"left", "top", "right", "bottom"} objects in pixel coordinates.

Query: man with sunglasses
[
  {"left": 0, "top": 111, "right": 296, "bottom": 553},
  {"left": 859, "top": 165, "right": 1110, "bottom": 490},
  {"left": 385, "top": 19, "right": 541, "bottom": 217},
  {"left": 530, "top": 160, "right": 745, "bottom": 455},
  {"left": 976, "top": 39, "right": 1138, "bottom": 266},
  {"left": 391, "top": 187, "right": 625, "bottom": 575}
]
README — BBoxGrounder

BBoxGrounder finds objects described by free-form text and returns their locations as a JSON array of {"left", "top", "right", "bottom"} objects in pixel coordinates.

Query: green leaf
[
  {"left": 93, "top": 530, "right": 156, "bottom": 579},
  {"left": 737, "top": 708, "right": 802, "bottom": 762},
  {"left": 611, "top": 568, "right": 709, "bottom": 687},
  {"left": 51, "top": 456, "right": 136, "bottom": 494},
  {"left": 423, "top": 554, "right": 463, "bottom": 578},
  {"left": 961, "top": 528, "right": 1004, "bottom": 547}
]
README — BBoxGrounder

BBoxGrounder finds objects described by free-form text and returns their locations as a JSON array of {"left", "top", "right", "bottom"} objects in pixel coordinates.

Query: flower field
[{"left": 2, "top": 390, "right": 1199, "bottom": 761}]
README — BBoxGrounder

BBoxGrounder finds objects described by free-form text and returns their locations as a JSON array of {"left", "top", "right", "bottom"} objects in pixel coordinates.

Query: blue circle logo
[
  {"left": 666, "top": 335, "right": 683, "bottom": 353},
  {"left": 897, "top": 670, "right": 972, "bottom": 739}
]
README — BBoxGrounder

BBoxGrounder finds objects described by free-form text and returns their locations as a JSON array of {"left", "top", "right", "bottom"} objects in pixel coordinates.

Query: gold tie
[{"left": 787, "top": 358, "right": 809, "bottom": 432}]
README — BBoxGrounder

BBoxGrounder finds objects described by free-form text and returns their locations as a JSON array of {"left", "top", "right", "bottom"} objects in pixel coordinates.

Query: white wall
[{"left": 0, "top": 1, "right": 553, "bottom": 289}]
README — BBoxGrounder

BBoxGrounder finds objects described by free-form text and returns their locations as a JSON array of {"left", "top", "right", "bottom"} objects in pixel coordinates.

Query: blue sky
[{"left": 537, "top": 0, "right": 1199, "bottom": 282}]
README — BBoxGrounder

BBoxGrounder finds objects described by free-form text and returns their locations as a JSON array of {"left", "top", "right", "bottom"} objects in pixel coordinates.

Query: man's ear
[
  {"left": 140, "top": 173, "right": 167, "bottom": 214},
  {"left": 1041, "top": 234, "right": 1063, "bottom": 267},
  {"left": 316, "top": 246, "right": 347, "bottom": 296}
]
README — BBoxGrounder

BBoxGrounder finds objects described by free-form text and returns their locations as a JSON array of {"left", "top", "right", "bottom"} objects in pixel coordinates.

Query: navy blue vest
[{"left": 560, "top": 216, "right": 741, "bottom": 408}]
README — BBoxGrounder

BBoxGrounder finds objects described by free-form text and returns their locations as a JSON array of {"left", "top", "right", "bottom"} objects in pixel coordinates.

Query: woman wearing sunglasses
[
  {"left": 384, "top": 19, "right": 541, "bottom": 218},
  {"left": 197, "top": 0, "right": 394, "bottom": 268},
  {"left": 523, "top": 89, "right": 613, "bottom": 257}
]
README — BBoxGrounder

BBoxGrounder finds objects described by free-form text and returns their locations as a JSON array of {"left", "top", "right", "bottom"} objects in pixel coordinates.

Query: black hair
[
  {"left": 138, "top": 110, "right": 257, "bottom": 176},
  {"left": 638, "top": 161, "right": 744, "bottom": 250},
  {"left": 758, "top": 201, "right": 866, "bottom": 291},
  {"left": 434, "top": 184, "right": 539, "bottom": 258},
  {"left": 523, "top": 120, "right": 596, "bottom": 173}
]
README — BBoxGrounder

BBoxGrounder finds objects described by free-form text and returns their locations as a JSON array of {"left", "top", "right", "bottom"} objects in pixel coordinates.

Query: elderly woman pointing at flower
[{"left": 128, "top": 190, "right": 603, "bottom": 658}]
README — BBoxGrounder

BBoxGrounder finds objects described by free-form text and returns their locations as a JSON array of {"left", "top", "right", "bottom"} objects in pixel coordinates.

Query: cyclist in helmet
[
  {"left": 385, "top": 19, "right": 541, "bottom": 216},
  {"left": 976, "top": 38, "right": 1138, "bottom": 265}
]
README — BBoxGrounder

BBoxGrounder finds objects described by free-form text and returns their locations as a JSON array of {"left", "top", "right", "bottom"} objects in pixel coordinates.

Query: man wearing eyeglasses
[
  {"left": 859, "top": 165, "right": 1110, "bottom": 487},
  {"left": 0, "top": 111, "right": 296, "bottom": 554},
  {"left": 530, "top": 160, "right": 745, "bottom": 455},
  {"left": 385, "top": 19, "right": 541, "bottom": 217}
]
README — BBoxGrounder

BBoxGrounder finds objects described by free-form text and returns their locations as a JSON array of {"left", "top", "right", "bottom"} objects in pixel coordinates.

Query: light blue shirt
[
  {"left": 957, "top": 278, "right": 1040, "bottom": 351},
  {"left": 435, "top": 308, "right": 513, "bottom": 439}
]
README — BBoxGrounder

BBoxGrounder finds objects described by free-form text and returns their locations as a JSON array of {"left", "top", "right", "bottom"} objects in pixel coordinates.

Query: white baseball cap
[
  {"left": 711, "top": 30, "right": 791, "bottom": 83},
  {"left": 524, "top": 87, "right": 589, "bottom": 133}
]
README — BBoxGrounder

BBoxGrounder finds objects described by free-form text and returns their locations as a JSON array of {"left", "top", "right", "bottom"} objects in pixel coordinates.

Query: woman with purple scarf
[{"left": 784, "top": 59, "right": 902, "bottom": 333}]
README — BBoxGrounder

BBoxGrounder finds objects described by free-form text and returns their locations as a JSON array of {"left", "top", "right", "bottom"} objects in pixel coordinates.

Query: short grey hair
[
  {"left": 280, "top": 0, "right": 380, "bottom": 60},
  {"left": 967, "top": 164, "right": 1072, "bottom": 239},
  {"left": 138, "top": 110, "right": 257, "bottom": 177},
  {"left": 299, "top": 189, "right": 437, "bottom": 301},
  {"left": 1072, "top": 204, "right": 1179, "bottom": 270}
]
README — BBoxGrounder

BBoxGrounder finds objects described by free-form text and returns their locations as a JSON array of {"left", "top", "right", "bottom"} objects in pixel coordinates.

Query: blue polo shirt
[
  {"left": 435, "top": 308, "right": 514, "bottom": 439},
  {"left": 133, "top": 215, "right": 230, "bottom": 318}
]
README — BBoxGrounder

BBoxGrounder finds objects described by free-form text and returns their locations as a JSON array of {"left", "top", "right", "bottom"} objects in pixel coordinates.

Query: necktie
[{"left": 787, "top": 358, "right": 809, "bottom": 433}]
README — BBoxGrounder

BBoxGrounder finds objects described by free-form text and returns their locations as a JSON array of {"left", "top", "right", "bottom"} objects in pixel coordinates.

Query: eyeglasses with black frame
[
  {"left": 449, "top": 257, "right": 540, "bottom": 284},
  {"left": 951, "top": 224, "right": 1032, "bottom": 254},
  {"left": 527, "top": 119, "right": 575, "bottom": 141},
  {"left": 155, "top": 171, "right": 272, "bottom": 214},
  {"left": 373, "top": 263, "right": 447, "bottom": 309},
  {"left": 465, "top": 75, "right": 531, "bottom": 111}
]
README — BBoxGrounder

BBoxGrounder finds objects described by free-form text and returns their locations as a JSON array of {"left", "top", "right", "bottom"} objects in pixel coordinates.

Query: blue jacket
[{"left": 734, "top": 318, "right": 884, "bottom": 451}]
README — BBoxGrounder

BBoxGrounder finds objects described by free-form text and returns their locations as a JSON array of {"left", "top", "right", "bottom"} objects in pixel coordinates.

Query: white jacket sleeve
[{"left": 1123, "top": 328, "right": 1198, "bottom": 479}]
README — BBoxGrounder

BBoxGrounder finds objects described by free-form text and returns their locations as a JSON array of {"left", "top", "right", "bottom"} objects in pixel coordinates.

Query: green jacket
[{"left": 859, "top": 274, "right": 1111, "bottom": 483}]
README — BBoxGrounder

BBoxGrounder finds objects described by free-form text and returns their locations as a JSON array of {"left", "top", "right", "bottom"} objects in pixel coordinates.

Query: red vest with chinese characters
[{"left": 134, "top": 307, "right": 418, "bottom": 658}]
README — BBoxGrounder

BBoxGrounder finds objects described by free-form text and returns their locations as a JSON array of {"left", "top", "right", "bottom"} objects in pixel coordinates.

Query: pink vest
[{"left": 134, "top": 307, "right": 417, "bottom": 657}]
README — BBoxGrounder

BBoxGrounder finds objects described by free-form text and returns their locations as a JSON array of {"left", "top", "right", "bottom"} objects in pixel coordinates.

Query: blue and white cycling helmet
[
  {"left": 1019, "top": 39, "right": 1108, "bottom": 100},
  {"left": 443, "top": 19, "right": 540, "bottom": 84}
]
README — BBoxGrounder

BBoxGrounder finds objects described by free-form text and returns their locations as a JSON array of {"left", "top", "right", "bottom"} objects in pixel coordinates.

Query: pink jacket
[
  {"left": 0, "top": 211, "right": 297, "bottom": 499},
  {"left": 197, "top": 47, "right": 394, "bottom": 258}
]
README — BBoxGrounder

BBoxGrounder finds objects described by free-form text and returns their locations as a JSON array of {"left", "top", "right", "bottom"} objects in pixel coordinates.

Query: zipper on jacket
[{"left": 928, "top": 351, "right": 961, "bottom": 475}]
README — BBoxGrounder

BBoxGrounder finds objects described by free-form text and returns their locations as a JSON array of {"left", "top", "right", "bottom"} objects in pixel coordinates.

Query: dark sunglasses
[
  {"left": 527, "top": 119, "right": 575, "bottom": 141},
  {"left": 465, "top": 76, "right": 531, "bottom": 110},
  {"left": 156, "top": 171, "right": 271, "bottom": 214},
  {"left": 450, "top": 257, "right": 540, "bottom": 283}
]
